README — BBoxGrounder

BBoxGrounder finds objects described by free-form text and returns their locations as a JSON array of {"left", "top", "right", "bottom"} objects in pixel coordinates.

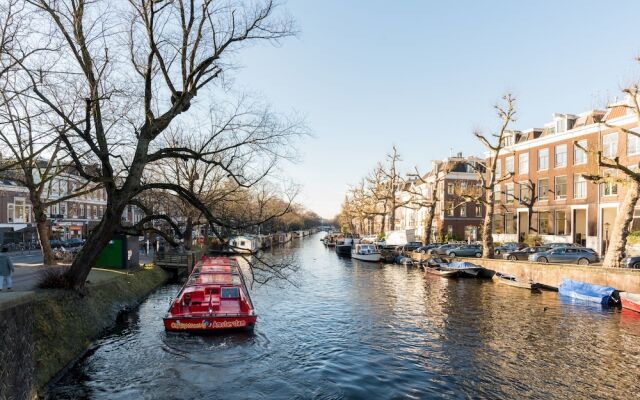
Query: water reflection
[{"left": 49, "top": 235, "right": 638, "bottom": 399}]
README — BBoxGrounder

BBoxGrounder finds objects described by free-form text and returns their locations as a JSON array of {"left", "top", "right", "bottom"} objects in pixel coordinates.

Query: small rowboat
[
  {"left": 424, "top": 266, "right": 458, "bottom": 277},
  {"left": 492, "top": 272, "right": 537, "bottom": 290},
  {"left": 620, "top": 291, "right": 640, "bottom": 313}
]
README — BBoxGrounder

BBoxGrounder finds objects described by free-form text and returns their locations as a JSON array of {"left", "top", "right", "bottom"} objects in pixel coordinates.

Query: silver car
[{"left": 528, "top": 247, "right": 599, "bottom": 265}]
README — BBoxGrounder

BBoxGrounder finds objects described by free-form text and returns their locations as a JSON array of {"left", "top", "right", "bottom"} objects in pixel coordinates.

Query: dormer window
[
  {"left": 503, "top": 134, "right": 514, "bottom": 147},
  {"left": 556, "top": 118, "right": 566, "bottom": 133}
]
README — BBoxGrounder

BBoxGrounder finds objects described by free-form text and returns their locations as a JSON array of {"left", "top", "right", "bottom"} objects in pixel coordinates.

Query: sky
[{"left": 232, "top": 0, "right": 640, "bottom": 219}]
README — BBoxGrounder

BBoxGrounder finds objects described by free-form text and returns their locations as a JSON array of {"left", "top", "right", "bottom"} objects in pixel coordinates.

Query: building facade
[{"left": 491, "top": 99, "right": 640, "bottom": 254}]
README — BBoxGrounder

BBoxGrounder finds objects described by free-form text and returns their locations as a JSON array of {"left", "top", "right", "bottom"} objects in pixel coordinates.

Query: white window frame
[
  {"left": 505, "top": 156, "right": 514, "bottom": 174},
  {"left": 573, "top": 174, "right": 587, "bottom": 199},
  {"left": 603, "top": 133, "right": 618, "bottom": 158},
  {"left": 628, "top": 133, "right": 640, "bottom": 156},
  {"left": 538, "top": 148, "right": 549, "bottom": 171},
  {"left": 554, "top": 144, "right": 567, "bottom": 168},
  {"left": 519, "top": 153, "right": 529, "bottom": 174},
  {"left": 555, "top": 176, "right": 567, "bottom": 200},
  {"left": 574, "top": 140, "right": 587, "bottom": 165}
]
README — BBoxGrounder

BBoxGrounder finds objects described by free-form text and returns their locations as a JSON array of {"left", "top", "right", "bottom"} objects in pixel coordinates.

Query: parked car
[
  {"left": 416, "top": 244, "right": 441, "bottom": 254},
  {"left": 429, "top": 244, "right": 460, "bottom": 255},
  {"left": 546, "top": 242, "right": 582, "bottom": 248},
  {"left": 502, "top": 246, "right": 550, "bottom": 261},
  {"left": 446, "top": 245, "right": 482, "bottom": 258},
  {"left": 64, "top": 238, "right": 85, "bottom": 248},
  {"left": 49, "top": 239, "right": 65, "bottom": 249},
  {"left": 402, "top": 241, "right": 423, "bottom": 252},
  {"left": 622, "top": 256, "right": 640, "bottom": 269},
  {"left": 494, "top": 242, "right": 524, "bottom": 255},
  {"left": 528, "top": 247, "right": 599, "bottom": 265}
]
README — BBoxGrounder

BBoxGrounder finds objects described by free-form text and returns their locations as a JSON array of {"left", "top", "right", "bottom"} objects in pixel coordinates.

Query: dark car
[
  {"left": 49, "top": 239, "right": 65, "bottom": 248},
  {"left": 64, "top": 238, "right": 85, "bottom": 248},
  {"left": 446, "top": 245, "right": 482, "bottom": 258},
  {"left": 622, "top": 256, "right": 640, "bottom": 269},
  {"left": 529, "top": 247, "right": 599, "bottom": 265},
  {"left": 402, "top": 241, "right": 423, "bottom": 252},
  {"left": 502, "top": 246, "right": 550, "bottom": 261},
  {"left": 416, "top": 244, "right": 441, "bottom": 254}
]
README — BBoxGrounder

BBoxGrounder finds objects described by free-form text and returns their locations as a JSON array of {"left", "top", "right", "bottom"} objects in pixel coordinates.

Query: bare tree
[
  {"left": 405, "top": 163, "right": 451, "bottom": 244},
  {"left": 20, "top": 0, "right": 301, "bottom": 288},
  {"left": 465, "top": 94, "right": 516, "bottom": 258}
]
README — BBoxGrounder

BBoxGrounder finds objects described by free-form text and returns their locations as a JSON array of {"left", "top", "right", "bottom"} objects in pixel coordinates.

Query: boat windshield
[{"left": 187, "top": 273, "right": 241, "bottom": 286}]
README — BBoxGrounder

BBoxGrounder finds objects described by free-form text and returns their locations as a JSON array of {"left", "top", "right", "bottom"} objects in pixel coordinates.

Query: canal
[{"left": 50, "top": 234, "right": 640, "bottom": 399}]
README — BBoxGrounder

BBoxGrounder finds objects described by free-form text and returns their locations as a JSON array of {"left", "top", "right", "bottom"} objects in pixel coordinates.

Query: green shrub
[{"left": 524, "top": 234, "right": 543, "bottom": 247}]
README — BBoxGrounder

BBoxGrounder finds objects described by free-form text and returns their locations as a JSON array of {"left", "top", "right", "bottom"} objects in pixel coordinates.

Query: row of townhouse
[
  {"left": 390, "top": 96, "right": 640, "bottom": 253},
  {"left": 491, "top": 101, "right": 640, "bottom": 255},
  {"left": 0, "top": 174, "right": 144, "bottom": 243}
]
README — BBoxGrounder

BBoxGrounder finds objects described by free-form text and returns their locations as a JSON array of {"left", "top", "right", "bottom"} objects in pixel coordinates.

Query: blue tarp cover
[
  {"left": 558, "top": 279, "right": 616, "bottom": 305},
  {"left": 446, "top": 261, "right": 481, "bottom": 270}
]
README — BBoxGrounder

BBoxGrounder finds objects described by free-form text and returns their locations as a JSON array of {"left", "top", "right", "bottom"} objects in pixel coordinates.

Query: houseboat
[
  {"left": 229, "top": 235, "right": 258, "bottom": 254},
  {"left": 163, "top": 256, "right": 257, "bottom": 332},
  {"left": 351, "top": 243, "right": 381, "bottom": 262}
]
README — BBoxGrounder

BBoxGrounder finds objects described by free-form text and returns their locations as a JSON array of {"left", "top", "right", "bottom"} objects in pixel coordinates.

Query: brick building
[{"left": 490, "top": 98, "right": 640, "bottom": 254}]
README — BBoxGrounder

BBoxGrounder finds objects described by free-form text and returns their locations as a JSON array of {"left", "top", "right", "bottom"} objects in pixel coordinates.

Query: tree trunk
[
  {"left": 603, "top": 180, "right": 640, "bottom": 268},
  {"left": 423, "top": 203, "right": 436, "bottom": 245},
  {"left": 36, "top": 218, "right": 55, "bottom": 266},
  {"left": 380, "top": 214, "right": 386, "bottom": 235},
  {"left": 183, "top": 217, "right": 193, "bottom": 251},
  {"left": 65, "top": 208, "right": 121, "bottom": 289},
  {"left": 481, "top": 193, "right": 495, "bottom": 258}
]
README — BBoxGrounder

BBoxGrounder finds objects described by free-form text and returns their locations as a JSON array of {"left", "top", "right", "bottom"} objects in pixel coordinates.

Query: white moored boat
[{"left": 351, "top": 243, "right": 382, "bottom": 262}]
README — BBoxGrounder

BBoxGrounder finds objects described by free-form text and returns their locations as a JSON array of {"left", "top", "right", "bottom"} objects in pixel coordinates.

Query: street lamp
[{"left": 604, "top": 222, "right": 610, "bottom": 252}]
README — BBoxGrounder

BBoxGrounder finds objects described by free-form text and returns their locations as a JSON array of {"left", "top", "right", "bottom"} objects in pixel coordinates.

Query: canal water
[{"left": 50, "top": 234, "right": 640, "bottom": 399}]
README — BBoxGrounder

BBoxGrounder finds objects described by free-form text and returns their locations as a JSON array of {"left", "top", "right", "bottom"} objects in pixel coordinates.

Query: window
[
  {"left": 15, "top": 199, "right": 24, "bottom": 222},
  {"left": 447, "top": 225, "right": 453, "bottom": 236},
  {"left": 538, "top": 179, "right": 549, "bottom": 200},
  {"left": 447, "top": 183, "right": 454, "bottom": 195},
  {"left": 92, "top": 205, "right": 98, "bottom": 219},
  {"left": 505, "top": 213, "right": 516, "bottom": 234},
  {"left": 494, "top": 184, "right": 501, "bottom": 203},
  {"left": 573, "top": 174, "right": 587, "bottom": 199},
  {"left": 505, "top": 183, "right": 514, "bottom": 204},
  {"left": 221, "top": 287, "right": 240, "bottom": 299},
  {"left": 460, "top": 205, "right": 466, "bottom": 217},
  {"left": 555, "top": 176, "right": 567, "bottom": 200},
  {"left": 505, "top": 156, "right": 514, "bottom": 174},
  {"left": 60, "top": 203, "right": 66, "bottom": 217},
  {"left": 574, "top": 140, "right": 587, "bottom": 165},
  {"left": 519, "top": 153, "right": 529, "bottom": 174},
  {"left": 603, "top": 133, "right": 618, "bottom": 158},
  {"left": 539, "top": 212, "right": 550, "bottom": 234},
  {"left": 495, "top": 159, "right": 501, "bottom": 177},
  {"left": 555, "top": 211, "right": 567, "bottom": 235},
  {"left": 475, "top": 205, "right": 481, "bottom": 216},
  {"left": 556, "top": 118, "right": 567, "bottom": 133},
  {"left": 460, "top": 181, "right": 467, "bottom": 190},
  {"left": 519, "top": 182, "right": 531, "bottom": 202},
  {"left": 503, "top": 135, "right": 514, "bottom": 146},
  {"left": 492, "top": 214, "right": 504, "bottom": 234},
  {"left": 538, "top": 148, "right": 549, "bottom": 170},
  {"left": 445, "top": 201, "right": 454, "bottom": 216},
  {"left": 628, "top": 133, "right": 640, "bottom": 156},
  {"left": 7, "top": 204, "right": 14, "bottom": 222},
  {"left": 554, "top": 144, "right": 567, "bottom": 168},
  {"left": 603, "top": 170, "right": 618, "bottom": 196},
  {"left": 79, "top": 204, "right": 85, "bottom": 218}
]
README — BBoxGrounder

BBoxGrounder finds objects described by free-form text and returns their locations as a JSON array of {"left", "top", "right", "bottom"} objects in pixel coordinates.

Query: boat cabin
[
  {"left": 354, "top": 244, "right": 379, "bottom": 254},
  {"left": 229, "top": 235, "right": 258, "bottom": 253}
]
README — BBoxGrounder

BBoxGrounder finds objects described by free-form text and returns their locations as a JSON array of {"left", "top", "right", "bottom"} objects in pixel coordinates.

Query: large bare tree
[{"left": 18, "top": 0, "right": 301, "bottom": 288}]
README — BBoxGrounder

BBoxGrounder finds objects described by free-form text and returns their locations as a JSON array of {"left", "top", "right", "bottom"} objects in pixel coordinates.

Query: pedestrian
[{"left": 0, "top": 247, "right": 14, "bottom": 291}]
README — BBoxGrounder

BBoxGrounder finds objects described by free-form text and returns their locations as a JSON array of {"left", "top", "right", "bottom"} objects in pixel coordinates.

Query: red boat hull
[
  {"left": 621, "top": 297, "right": 640, "bottom": 313},
  {"left": 164, "top": 316, "right": 257, "bottom": 331}
]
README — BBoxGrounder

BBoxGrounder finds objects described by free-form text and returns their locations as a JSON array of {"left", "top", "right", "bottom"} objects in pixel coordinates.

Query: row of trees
[{"left": 0, "top": 0, "right": 310, "bottom": 288}]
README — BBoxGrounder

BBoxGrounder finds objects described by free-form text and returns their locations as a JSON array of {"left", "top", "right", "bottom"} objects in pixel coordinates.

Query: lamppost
[{"left": 604, "top": 222, "right": 610, "bottom": 253}]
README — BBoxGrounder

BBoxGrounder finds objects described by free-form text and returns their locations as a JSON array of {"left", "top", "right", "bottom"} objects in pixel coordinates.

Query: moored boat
[
  {"left": 620, "top": 291, "right": 640, "bottom": 313},
  {"left": 492, "top": 272, "right": 537, "bottom": 290},
  {"left": 439, "top": 260, "right": 483, "bottom": 277},
  {"left": 351, "top": 243, "right": 381, "bottom": 262},
  {"left": 163, "top": 256, "right": 257, "bottom": 332},
  {"left": 558, "top": 279, "right": 619, "bottom": 305}
]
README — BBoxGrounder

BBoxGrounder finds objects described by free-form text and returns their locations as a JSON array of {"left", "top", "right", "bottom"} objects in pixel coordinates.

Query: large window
[
  {"left": 574, "top": 140, "right": 587, "bottom": 165},
  {"left": 538, "top": 148, "right": 549, "bottom": 171},
  {"left": 505, "top": 213, "right": 516, "bottom": 234},
  {"left": 555, "top": 211, "right": 567, "bottom": 235},
  {"left": 555, "top": 144, "right": 567, "bottom": 168},
  {"left": 603, "top": 170, "right": 618, "bottom": 196},
  {"left": 460, "top": 205, "right": 466, "bottom": 217},
  {"left": 538, "top": 212, "right": 550, "bottom": 234},
  {"left": 495, "top": 159, "right": 501, "bottom": 177},
  {"left": 519, "top": 182, "right": 531, "bottom": 202},
  {"left": 447, "top": 183, "right": 454, "bottom": 195},
  {"left": 628, "top": 133, "right": 640, "bottom": 156},
  {"left": 519, "top": 153, "right": 529, "bottom": 174},
  {"left": 493, "top": 214, "right": 504, "bottom": 234},
  {"left": 445, "top": 201, "right": 454, "bottom": 216},
  {"left": 494, "top": 184, "right": 501, "bottom": 203},
  {"left": 573, "top": 174, "right": 587, "bottom": 199},
  {"left": 538, "top": 178, "right": 549, "bottom": 200},
  {"left": 505, "top": 156, "right": 514, "bottom": 174},
  {"left": 505, "top": 183, "right": 514, "bottom": 204},
  {"left": 555, "top": 176, "right": 567, "bottom": 200},
  {"left": 8, "top": 198, "right": 31, "bottom": 223},
  {"left": 603, "top": 133, "right": 618, "bottom": 158},
  {"left": 475, "top": 205, "right": 481, "bottom": 216}
]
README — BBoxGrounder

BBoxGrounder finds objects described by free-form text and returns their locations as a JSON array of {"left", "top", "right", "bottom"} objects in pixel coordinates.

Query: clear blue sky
[{"left": 234, "top": 0, "right": 640, "bottom": 219}]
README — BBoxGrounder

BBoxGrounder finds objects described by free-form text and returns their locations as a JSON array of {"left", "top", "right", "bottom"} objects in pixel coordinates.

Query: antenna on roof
[{"left": 449, "top": 147, "right": 453, "bottom": 157}]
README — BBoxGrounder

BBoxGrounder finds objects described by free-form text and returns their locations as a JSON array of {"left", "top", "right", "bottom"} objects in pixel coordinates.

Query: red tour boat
[{"left": 163, "top": 256, "right": 257, "bottom": 332}]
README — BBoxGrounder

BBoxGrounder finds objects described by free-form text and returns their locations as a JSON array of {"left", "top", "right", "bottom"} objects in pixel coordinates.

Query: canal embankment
[
  {"left": 462, "top": 257, "right": 640, "bottom": 292},
  {"left": 0, "top": 265, "right": 168, "bottom": 399}
]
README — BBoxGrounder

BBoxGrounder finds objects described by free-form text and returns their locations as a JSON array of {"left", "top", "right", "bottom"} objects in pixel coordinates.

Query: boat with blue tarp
[
  {"left": 438, "top": 261, "right": 485, "bottom": 278},
  {"left": 558, "top": 279, "right": 620, "bottom": 306}
]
